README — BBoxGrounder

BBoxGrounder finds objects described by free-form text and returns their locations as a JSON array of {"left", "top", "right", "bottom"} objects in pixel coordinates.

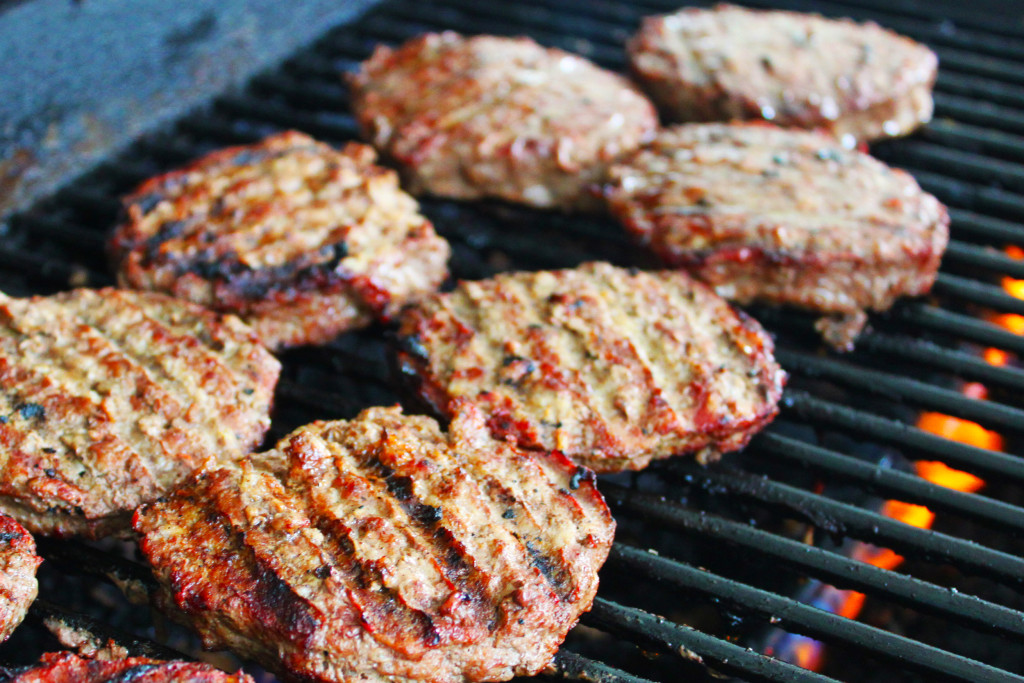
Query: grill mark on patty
[
  {"left": 201, "top": 470, "right": 325, "bottom": 649},
  {"left": 0, "top": 290, "right": 277, "bottom": 535},
  {"left": 281, "top": 429, "right": 486, "bottom": 653},
  {"left": 557, "top": 275, "right": 680, "bottom": 439},
  {"left": 454, "top": 448, "right": 578, "bottom": 602},
  {"left": 72, "top": 292, "right": 272, "bottom": 440},
  {"left": 336, "top": 431, "right": 500, "bottom": 635},
  {"left": 56, "top": 293, "right": 248, "bottom": 458},
  {"left": 621, "top": 274, "right": 715, "bottom": 435},
  {"left": 0, "top": 310, "right": 173, "bottom": 508},
  {"left": 203, "top": 241, "right": 354, "bottom": 309},
  {"left": 598, "top": 271, "right": 696, "bottom": 435},
  {"left": 500, "top": 275, "right": 629, "bottom": 456}
]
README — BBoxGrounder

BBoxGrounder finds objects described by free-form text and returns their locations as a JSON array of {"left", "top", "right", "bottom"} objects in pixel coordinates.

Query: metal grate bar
[
  {"left": 934, "top": 92, "right": 1024, "bottom": 136},
  {"left": 607, "top": 544, "right": 1024, "bottom": 682},
  {"left": 948, "top": 209, "right": 1024, "bottom": 245},
  {"left": 10, "top": 216, "right": 107, "bottom": 252},
  {"left": 774, "top": 349, "right": 1024, "bottom": 433},
  {"left": 937, "top": 71, "right": 1024, "bottom": 110},
  {"left": 921, "top": 121, "right": 1024, "bottom": 164},
  {"left": 891, "top": 141, "right": 1024, "bottom": 192},
  {"left": 672, "top": 460, "right": 1024, "bottom": 586},
  {"left": 753, "top": 432, "right": 1024, "bottom": 534},
  {"left": 582, "top": 598, "right": 835, "bottom": 683},
  {"left": 831, "top": 0, "right": 1024, "bottom": 38},
  {"left": 547, "top": 651, "right": 657, "bottom": 683},
  {"left": 933, "top": 272, "right": 1024, "bottom": 316},
  {"left": 604, "top": 484, "right": 1024, "bottom": 642},
  {"left": 914, "top": 170, "right": 1024, "bottom": 223},
  {"left": 896, "top": 304, "right": 1024, "bottom": 356},
  {"left": 783, "top": 390, "right": 1024, "bottom": 483},
  {"left": 215, "top": 95, "right": 359, "bottom": 144},
  {"left": 855, "top": 332, "right": 1024, "bottom": 391}
]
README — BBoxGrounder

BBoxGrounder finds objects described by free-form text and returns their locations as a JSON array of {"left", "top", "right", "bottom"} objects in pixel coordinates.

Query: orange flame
[
  {"left": 825, "top": 245, "right": 1024, "bottom": 640},
  {"left": 794, "top": 243, "right": 1018, "bottom": 672}
]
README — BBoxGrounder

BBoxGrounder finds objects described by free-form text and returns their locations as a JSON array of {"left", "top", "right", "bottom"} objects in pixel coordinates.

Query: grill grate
[{"left": 3, "top": 0, "right": 1024, "bottom": 681}]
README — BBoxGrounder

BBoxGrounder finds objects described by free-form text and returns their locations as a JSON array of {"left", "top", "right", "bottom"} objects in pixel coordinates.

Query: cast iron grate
[{"left": 3, "top": 0, "right": 1024, "bottom": 681}]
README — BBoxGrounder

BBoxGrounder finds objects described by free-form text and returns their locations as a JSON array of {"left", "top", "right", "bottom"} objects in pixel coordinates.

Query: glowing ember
[
  {"left": 767, "top": 243, "right": 1019, "bottom": 673},
  {"left": 916, "top": 460, "right": 985, "bottom": 494},
  {"left": 916, "top": 412, "right": 1004, "bottom": 452}
]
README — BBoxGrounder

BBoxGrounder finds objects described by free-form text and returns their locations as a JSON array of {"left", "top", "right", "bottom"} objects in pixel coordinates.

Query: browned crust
[
  {"left": 348, "top": 32, "right": 658, "bottom": 211},
  {"left": 627, "top": 4, "right": 937, "bottom": 142},
  {"left": 110, "top": 131, "right": 450, "bottom": 350},
  {"left": 604, "top": 123, "right": 949, "bottom": 349},
  {"left": 0, "top": 514, "right": 39, "bottom": 642},
  {"left": 0, "top": 288, "right": 280, "bottom": 538},
  {"left": 134, "top": 405, "right": 613, "bottom": 683},
  {"left": 396, "top": 263, "right": 786, "bottom": 473},
  {"left": 0, "top": 651, "right": 254, "bottom": 682}
]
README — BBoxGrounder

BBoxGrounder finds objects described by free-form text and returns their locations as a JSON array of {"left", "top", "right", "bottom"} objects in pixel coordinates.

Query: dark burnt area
[
  {"left": 247, "top": 541, "right": 321, "bottom": 643},
  {"left": 131, "top": 192, "right": 164, "bottom": 216},
  {"left": 14, "top": 403, "right": 43, "bottom": 420},
  {"left": 105, "top": 664, "right": 161, "bottom": 683},
  {"left": 361, "top": 450, "right": 496, "bottom": 629},
  {"left": 569, "top": 466, "right": 595, "bottom": 490},
  {"left": 525, "top": 540, "right": 569, "bottom": 597},
  {"left": 149, "top": 238, "right": 353, "bottom": 308}
]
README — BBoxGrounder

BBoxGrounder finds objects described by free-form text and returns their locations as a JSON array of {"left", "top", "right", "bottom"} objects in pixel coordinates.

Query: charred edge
[
  {"left": 398, "top": 333, "right": 430, "bottom": 362},
  {"left": 132, "top": 192, "right": 164, "bottom": 216},
  {"left": 143, "top": 220, "right": 188, "bottom": 261},
  {"left": 245, "top": 542, "right": 320, "bottom": 643},
  {"left": 0, "top": 531, "right": 22, "bottom": 543},
  {"left": 104, "top": 664, "right": 162, "bottom": 683}
]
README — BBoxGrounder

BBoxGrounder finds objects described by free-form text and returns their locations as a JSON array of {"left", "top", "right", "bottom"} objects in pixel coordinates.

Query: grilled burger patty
[
  {"left": 0, "top": 515, "right": 39, "bottom": 643},
  {"left": 348, "top": 32, "right": 658, "bottom": 210},
  {"left": 0, "top": 288, "right": 279, "bottom": 538},
  {"left": 110, "top": 131, "right": 450, "bottom": 350},
  {"left": 628, "top": 4, "right": 937, "bottom": 143},
  {"left": 0, "top": 652, "right": 254, "bottom": 683},
  {"left": 396, "top": 263, "right": 785, "bottom": 473},
  {"left": 134, "top": 405, "right": 614, "bottom": 683},
  {"left": 603, "top": 124, "right": 949, "bottom": 349}
]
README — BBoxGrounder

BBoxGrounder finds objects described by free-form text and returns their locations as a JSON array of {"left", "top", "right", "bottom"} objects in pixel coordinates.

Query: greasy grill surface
[{"left": 1, "top": 0, "right": 1024, "bottom": 681}]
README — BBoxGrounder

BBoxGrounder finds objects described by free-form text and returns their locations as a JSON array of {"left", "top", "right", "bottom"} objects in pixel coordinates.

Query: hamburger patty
[
  {"left": 603, "top": 124, "right": 949, "bottom": 349},
  {"left": 628, "top": 4, "right": 937, "bottom": 143},
  {"left": 134, "top": 405, "right": 613, "bottom": 683},
  {"left": 0, "top": 652, "right": 253, "bottom": 683},
  {"left": 0, "top": 288, "right": 279, "bottom": 538},
  {"left": 110, "top": 131, "right": 450, "bottom": 350},
  {"left": 348, "top": 32, "right": 658, "bottom": 211},
  {"left": 396, "top": 263, "right": 785, "bottom": 473},
  {"left": 0, "top": 515, "right": 40, "bottom": 642}
]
